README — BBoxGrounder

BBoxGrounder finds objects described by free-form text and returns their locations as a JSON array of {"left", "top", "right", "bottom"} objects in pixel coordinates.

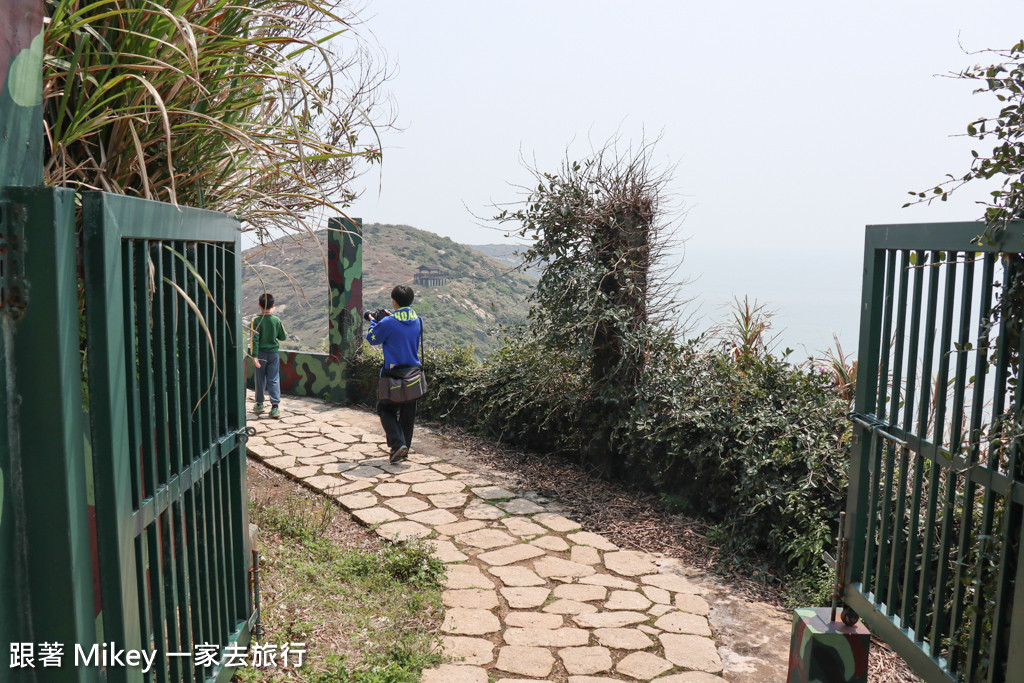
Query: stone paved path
[{"left": 246, "top": 392, "right": 730, "bottom": 683}]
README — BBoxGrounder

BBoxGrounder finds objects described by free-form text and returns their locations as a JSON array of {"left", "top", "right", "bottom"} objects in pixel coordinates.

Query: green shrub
[
  {"left": 345, "top": 332, "right": 850, "bottom": 599},
  {"left": 615, "top": 344, "right": 849, "bottom": 579}
]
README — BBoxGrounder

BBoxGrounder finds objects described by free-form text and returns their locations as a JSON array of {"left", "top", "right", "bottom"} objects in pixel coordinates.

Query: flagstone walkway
[{"left": 245, "top": 392, "right": 731, "bottom": 683}]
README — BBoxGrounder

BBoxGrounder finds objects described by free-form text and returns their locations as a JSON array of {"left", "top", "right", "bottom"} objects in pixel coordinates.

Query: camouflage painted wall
[
  {"left": 246, "top": 217, "right": 364, "bottom": 403},
  {"left": 0, "top": 0, "right": 43, "bottom": 659}
]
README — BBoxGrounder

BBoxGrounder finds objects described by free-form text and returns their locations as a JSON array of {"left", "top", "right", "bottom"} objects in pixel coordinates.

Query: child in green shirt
[{"left": 251, "top": 292, "right": 288, "bottom": 417}]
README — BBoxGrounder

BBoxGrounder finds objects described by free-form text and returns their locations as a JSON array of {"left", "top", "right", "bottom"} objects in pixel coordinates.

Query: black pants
[{"left": 377, "top": 398, "right": 417, "bottom": 453}]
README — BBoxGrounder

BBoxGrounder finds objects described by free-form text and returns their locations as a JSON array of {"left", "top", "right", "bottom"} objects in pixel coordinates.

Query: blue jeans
[{"left": 255, "top": 351, "right": 281, "bottom": 405}]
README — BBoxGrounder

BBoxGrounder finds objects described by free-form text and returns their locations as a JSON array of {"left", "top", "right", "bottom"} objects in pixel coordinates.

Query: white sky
[{"left": 350, "top": 0, "right": 1024, "bottom": 354}]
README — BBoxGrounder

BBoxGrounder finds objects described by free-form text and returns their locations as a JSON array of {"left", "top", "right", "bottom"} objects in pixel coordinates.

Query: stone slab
[
  {"left": 532, "top": 512, "right": 581, "bottom": 532},
  {"left": 495, "top": 646, "right": 554, "bottom": 678},
  {"left": 654, "top": 612, "right": 711, "bottom": 636},
  {"left": 543, "top": 599, "right": 599, "bottom": 615},
  {"left": 440, "top": 637, "right": 495, "bottom": 667},
  {"left": 351, "top": 506, "right": 400, "bottom": 526},
  {"left": 534, "top": 556, "right": 597, "bottom": 579},
  {"left": 442, "top": 608, "right": 501, "bottom": 635},
  {"left": 472, "top": 485, "right": 515, "bottom": 500},
  {"left": 412, "top": 480, "right": 467, "bottom": 495},
  {"left": 573, "top": 611, "right": 649, "bottom": 628},
  {"left": 641, "top": 573, "right": 700, "bottom": 595},
  {"left": 342, "top": 465, "right": 385, "bottom": 480},
  {"left": 429, "top": 493, "right": 470, "bottom": 508},
  {"left": 605, "top": 590, "right": 653, "bottom": 611},
  {"left": 501, "top": 587, "right": 551, "bottom": 609},
  {"left": 421, "top": 664, "right": 488, "bottom": 683},
  {"left": 674, "top": 593, "right": 711, "bottom": 616},
  {"left": 464, "top": 503, "right": 506, "bottom": 520},
  {"left": 531, "top": 535, "right": 571, "bottom": 552},
  {"left": 501, "top": 517, "right": 548, "bottom": 537},
  {"left": 456, "top": 528, "right": 520, "bottom": 550},
  {"left": 374, "top": 482, "right": 411, "bottom": 497},
  {"left": 446, "top": 565, "right": 496, "bottom": 590},
  {"left": 642, "top": 585, "right": 672, "bottom": 605},
  {"left": 428, "top": 539, "right": 468, "bottom": 563},
  {"left": 375, "top": 520, "right": 430, "bottom": 541},
  {"left": 504, "top": 611, "right": 563, "bottom": 629},
  {"left": 395, "top": 469, "right": 447, "bottom": 484},
  {"left": 593, "top": 627, "right": 654, "bottom": 650},
  {"left": 659, "top": 633, "right": 723, "bottom": 672},
  {"left": 477, "top": 544, "right": 546, "bottom": 566},
  {"left": 616, "top": 651, "right": 673, "bottom": 680},
  {"left": 407, "top": 508, "right": 460, "bottom": 526},
  {"left": 553, "top": 584, "right": 607, "bottom": 602},
  {"left": 382, "top": 496, "right": 430, "bottom": 514},
  {"left": 337, "top": 491, "right": 378, "bottom": 511},
  {"left": 604, "top": 551, "right": 659, "bottom": 577},
  {"left": 488, "top": 565, "right": 546, "bottom": 587},
  {"left": 443, "top": 589, "right": 499, "bottom": 610},
  {"left": 503, "top": 627, "right": 591, "bottom": 648},
  {"left": 436, "top": 520, "right": 487, "bottom": 536},
  {"left": 559, "top": 646, "right": 613, "bottom": 675},
  {"left": 579, "top": 573, "right": 639, "bottom": 590},
  {"left": 498, "top": 498, "right": 545, "bottom": 515},
  {"left": 570, "top": 545, "right": 602, "bottom": 565},
  {"left": 567, "top": 531, "right": 618, "bottom": 551}
]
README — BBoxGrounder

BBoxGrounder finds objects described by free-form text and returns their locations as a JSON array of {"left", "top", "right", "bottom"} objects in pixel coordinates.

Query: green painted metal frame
[
  {"left": 10, "top": 186, "right": 99, "bottom": 683},
  {"left": 82, "top": 191, "right": 253, "bottom": 683},
  {"left": 0, "top": 0, "right": 46, "bottom": 668},
  {"left": 846, "top": 220, "right": 1024, "bottom": 682}
]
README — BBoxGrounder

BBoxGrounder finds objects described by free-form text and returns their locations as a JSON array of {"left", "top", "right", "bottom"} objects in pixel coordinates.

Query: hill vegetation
[{"left": 241, "top": 223, "right": 535, "bottom": 358}]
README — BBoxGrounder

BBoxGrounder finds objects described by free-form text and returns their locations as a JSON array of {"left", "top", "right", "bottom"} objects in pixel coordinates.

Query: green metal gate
[
  {"left": 82, "top": 191, "right": 253, "bottom": 683},
  {"left": 844, "top": 222, "right": 1024, "bottom": 682},
  {"left": 2, "top": 3, "right": 254, "bottom": 680}
]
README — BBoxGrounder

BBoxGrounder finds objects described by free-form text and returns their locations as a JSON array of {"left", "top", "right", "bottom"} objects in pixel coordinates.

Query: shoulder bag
[{"left": 377, "top": 317, "right": 428, "bottom": 403}]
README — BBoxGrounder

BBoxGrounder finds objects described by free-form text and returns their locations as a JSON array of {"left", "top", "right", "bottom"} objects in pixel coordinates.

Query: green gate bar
[
  {"left": 846, "top": 221, "right": 1024, "bottom": 682},
  {"left": 83, "top": 192, "right": 253, "bottom": 683}
]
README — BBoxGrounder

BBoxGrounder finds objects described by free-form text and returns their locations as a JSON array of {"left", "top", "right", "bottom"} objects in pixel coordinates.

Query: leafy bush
[{"left": 616, "top": 344, "right": 849, "bottom": 577}]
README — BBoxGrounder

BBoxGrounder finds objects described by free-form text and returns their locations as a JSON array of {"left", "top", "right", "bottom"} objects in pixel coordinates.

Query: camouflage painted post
[
  {"left": 788, "top": 607, "right": 870, "bottom": 683},
  {"left": 249, "top": 216, "right": 364, "bottom": 404},
  {"left": 328, "top": 215, "right": 363, "bottom": 400}
]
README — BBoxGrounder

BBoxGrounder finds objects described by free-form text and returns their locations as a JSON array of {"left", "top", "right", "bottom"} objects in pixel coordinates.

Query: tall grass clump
[{"left": 44, "top": 0, "right": 393, "bottom": 239}]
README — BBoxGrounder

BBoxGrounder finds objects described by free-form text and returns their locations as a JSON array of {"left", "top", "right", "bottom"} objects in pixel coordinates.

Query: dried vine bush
[
  {"left": 43, "top": 0, "right": 394, "bottom": 239},
  {"left": 493, "top": 139, "right": 688, "bottom": 476}
]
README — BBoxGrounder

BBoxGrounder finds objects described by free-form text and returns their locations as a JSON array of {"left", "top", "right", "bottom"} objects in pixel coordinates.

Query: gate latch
[
  {"left": 236, "top": 426, "right": 258, "bottom": 443},
  {"left": 0, "top": 199, "right": 29, "bottom": 319}
]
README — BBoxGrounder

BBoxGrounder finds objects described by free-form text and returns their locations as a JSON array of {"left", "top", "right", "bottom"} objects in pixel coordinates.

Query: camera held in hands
[{"left": 363, "top": 307, "right": 392, "bottom": 323}]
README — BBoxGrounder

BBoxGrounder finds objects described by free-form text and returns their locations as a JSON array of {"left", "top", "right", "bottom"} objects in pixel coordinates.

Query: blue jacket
[{"left": 366, "top": 307, "right": 422, "bottom": 371}]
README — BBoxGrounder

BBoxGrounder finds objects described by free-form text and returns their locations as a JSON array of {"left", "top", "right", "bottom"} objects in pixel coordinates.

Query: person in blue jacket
[{"left": 366, "top": 285, "right": 423, "bottom": 463}]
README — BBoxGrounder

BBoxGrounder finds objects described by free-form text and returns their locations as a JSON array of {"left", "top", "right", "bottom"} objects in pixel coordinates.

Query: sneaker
[
  {"left": 252, "top": 403, "right": 266, "bottom": 413},
  {"left": 389, "top": 445, "right": 409, "bottom": 464},
  {"left": 269, "top": 406, "right": 281, "bottom": 418}
]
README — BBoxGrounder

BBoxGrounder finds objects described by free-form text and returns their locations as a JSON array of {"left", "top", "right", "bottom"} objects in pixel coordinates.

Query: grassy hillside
[{"left": 241, "top": 223, "right": 535, "bottom": 358}]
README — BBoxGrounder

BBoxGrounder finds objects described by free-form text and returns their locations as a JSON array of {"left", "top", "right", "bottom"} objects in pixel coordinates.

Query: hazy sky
[{"left": 352, "top": 1, "right": 1024, "bottom": 354}]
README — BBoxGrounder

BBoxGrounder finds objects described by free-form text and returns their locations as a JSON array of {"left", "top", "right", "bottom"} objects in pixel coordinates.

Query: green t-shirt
[{"left": 251, "top": 313, "right": 287, "bottom": 353}]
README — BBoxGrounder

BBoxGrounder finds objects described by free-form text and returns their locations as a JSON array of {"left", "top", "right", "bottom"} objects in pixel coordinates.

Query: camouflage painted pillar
[
  {"left": 788, "top": 607, "right": 870, "bottom": 683},
  {"left": 327, "top": 215, "right": 363, "bottom": 401}
]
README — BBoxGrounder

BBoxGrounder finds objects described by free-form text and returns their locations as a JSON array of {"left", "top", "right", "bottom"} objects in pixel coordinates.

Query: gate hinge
[{"left": 0, "top": 199, "right": 29, "bottom": 319}]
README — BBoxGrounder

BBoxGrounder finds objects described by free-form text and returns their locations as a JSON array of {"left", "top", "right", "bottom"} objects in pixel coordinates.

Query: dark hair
[
  {"left": 258, "top": 292, "right": 275, "bottom": 309},
  {"left": 391, "top": 285, "right": 414, "bottom": 308}
]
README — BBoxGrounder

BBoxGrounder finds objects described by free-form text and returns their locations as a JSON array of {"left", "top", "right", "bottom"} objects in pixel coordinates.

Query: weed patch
[{"left": 235, "top": 481, "right": 444, "bottom": 682}]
